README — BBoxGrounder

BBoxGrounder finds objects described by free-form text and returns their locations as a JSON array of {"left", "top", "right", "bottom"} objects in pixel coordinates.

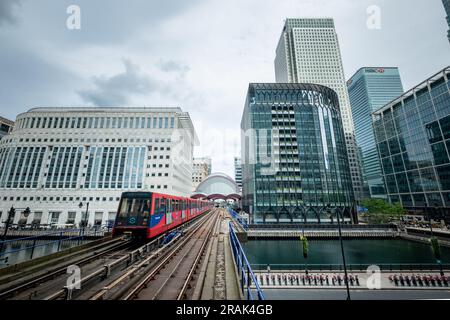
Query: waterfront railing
[
  {"left": 229, "top": 221, "right": 264, "bottom": 300},
  {"left": 0, "top": 226, "right": 111, "bottom": 261},
  {"left": 250, "top": 263, "right": 450, "bottom": 272},
  {"left": 228, "top": 208, "right": 249, "bottom": 231}
]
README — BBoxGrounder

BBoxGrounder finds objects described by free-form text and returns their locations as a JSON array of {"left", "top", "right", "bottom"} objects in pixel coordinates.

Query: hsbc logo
[{"left": 366, "top": 68, "right": 385, "bottom": 74}]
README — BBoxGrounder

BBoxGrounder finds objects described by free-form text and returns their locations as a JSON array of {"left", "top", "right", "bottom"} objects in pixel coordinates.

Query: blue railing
[
  {"left": 0, "top": 227, "right": 111, "bottom": 260},
  {"left": 228, "top": 208, "right": 249, "bottom": 231},
  {"left": 228, "top": 221, "right": 264, "bottom": 300}
]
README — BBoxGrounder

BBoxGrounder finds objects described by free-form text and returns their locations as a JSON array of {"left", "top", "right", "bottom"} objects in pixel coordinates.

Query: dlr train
[{"left": 112, "top": 192, "right": 212, "bottom": 239}]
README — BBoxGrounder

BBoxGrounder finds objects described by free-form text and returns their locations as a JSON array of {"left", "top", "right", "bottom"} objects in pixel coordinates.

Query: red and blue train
[{"left": 112, "top": 192, "right": 212, "bottom": 239}]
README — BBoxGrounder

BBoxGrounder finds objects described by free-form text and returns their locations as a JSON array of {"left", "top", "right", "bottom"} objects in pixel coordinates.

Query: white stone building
[
  {"left": 0, "top": 107, "right": 198, "bottom": 227},
  {"left": 192, "top": 157, "right": 211, "bottom": 190}
]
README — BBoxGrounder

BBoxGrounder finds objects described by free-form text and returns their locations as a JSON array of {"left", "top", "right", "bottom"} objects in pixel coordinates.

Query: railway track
[
  {"left": 0, "top": 209, "right": 216, "bottom": 300},
  {"left": 115, "top": 209, "right": 220, "bottom": 300},
  {"left": 0, "top": 236, "right": 133, "bottom": 300},
  {"left": 43, "top": 210, "right": 214, "bottom": 300}
]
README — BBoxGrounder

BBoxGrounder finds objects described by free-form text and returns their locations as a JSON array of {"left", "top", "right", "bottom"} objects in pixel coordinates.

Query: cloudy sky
[{"left": 0, "top": 0, "right": 449, "bottom": 176}]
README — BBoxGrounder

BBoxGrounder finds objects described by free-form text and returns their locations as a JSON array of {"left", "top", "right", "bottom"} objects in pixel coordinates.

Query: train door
[
  {"left": 182, "top": 200, "right": 186, "bottom": 221},
  {"left": 165, "top": 198, "right": 172, "bottom": 226}
]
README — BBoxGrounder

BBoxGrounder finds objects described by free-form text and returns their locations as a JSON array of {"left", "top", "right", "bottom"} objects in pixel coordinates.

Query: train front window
[{"left": 119, "top": 198, "right": 151, "bottom": 218}]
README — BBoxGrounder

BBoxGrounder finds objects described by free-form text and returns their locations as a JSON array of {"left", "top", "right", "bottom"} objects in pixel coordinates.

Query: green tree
[{"left": 360, "top": 198, "right": 406, "bottom": 224}]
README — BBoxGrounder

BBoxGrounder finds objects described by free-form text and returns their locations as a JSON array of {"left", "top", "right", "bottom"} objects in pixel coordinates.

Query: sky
[{"left": 0, "top": 0, "right": 449, "bottom": 177}]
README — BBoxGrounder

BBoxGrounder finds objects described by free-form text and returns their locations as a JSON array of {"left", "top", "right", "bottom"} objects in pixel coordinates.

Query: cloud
[
  {"left": 157, "top": 59, "right": 190, "bottom": 76},
  {"left": 0, "top": 0, "right": 23, "bottom": 25},
  {"left": 78, "top": 59, "right": 158, "bottom": 106}
]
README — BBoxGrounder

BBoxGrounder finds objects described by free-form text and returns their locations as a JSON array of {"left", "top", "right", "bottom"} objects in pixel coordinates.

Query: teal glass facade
[
  {"left": 347, "top": 68, "right": 404, "bottom": 199},
  {"left": 241, "top": 83, "right": 355, "bottom": 224},
  {"left": 373, "top": 67, "right": 450, "bottom": 218},
  {"left": 443, "top": 0, "right": 450, "bottom": 42}
]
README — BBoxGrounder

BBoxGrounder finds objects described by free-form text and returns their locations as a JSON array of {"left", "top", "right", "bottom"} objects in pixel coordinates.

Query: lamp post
[
  {"left": 428, "top": 203, "right": 444, "bottom": 277},
  {"left": 78, "top": 202, "right": 89, "bottom": 237},
  {"left": 330, "top": 205, "right": 351, "bottom": 300},
  {"left": 1, "top": 206, "right": 30, "bottom": 252}
]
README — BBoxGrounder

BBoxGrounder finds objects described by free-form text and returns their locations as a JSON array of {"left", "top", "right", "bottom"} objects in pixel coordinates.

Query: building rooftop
[{"left": 372, "top": 66, "right": 450, "bottom": 116}]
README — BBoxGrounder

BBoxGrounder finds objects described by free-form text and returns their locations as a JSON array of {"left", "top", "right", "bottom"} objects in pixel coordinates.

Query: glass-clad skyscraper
[
  {"left": 241, "top": 83, "right": 355, "bottom": 224},
  {"left": 443, "top": 0, "right": 450, "bottom": 43},
  {"left": 274, "top": 18, "right": 366, "bottom": 201},
  {"left": 372, "top": 67, "right": 450, "bottom": 220},
  {"left": 347, "top": 67, "right": 404, "bottom": 199}
]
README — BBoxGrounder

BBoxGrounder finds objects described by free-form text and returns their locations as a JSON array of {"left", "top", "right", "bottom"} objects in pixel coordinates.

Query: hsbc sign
[{"left": 365, "top": 68, "right": 385, "bottom": 73}]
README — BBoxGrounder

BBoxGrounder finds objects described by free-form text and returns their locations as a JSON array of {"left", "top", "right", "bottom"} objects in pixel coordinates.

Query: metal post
[
  {"left": 57, "top": 231, "right": 63, "bottom": 251},
  {"left": 0, "top": 207, "right": 14, "bottom": 253},
  {"left": 30, "top": 238, "right": 37, "bottom": 259},
  {"left": 336, "top": 208, "right": 351, "bottom": 300}
]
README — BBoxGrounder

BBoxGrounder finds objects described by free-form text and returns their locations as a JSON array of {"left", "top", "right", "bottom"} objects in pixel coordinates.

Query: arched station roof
[{"left": 192, "top": 172, "right": 241, "bottom": 200}]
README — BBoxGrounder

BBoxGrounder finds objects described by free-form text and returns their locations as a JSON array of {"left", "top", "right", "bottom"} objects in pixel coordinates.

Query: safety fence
[
  {"left": 228, "top": 208, "right": 249, "bottom": 231},
  {"left": 250, "top": 263, "right": 450, "bottom": 272},
  {"left": 0, "top": 227, "right": 111, "bottom": 261},
  {"left": 228, "top": 221, "right": 264, "bottom": 300}
]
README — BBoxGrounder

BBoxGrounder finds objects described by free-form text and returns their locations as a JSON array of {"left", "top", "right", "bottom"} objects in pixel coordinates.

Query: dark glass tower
[
  {"left": 347, "top": 68, "right": 404, "bottom": 199},
  {"left": 372, "top": 67, "right": 450, "bottom": 222},
  {"left": 241, "top": 83, "right": 356, "bottom": 224},
  {"left": 443, "top": 0, "right": 450, "bottom": 43}
]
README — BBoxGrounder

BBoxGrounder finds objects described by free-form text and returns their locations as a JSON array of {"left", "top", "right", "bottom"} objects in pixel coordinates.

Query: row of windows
[
  {"left": 85, "top": 146, "right": 145, "bottom": 189},
  {"left": 16, "top": 115, "right": 176, "bottom": 131},
  {"left": 0, "top": 146, "right": 149, "bottom": 189},
  {"left": 0, "top": 136, "right": 172, "bottom": 146},
  {"left": 2, "top": 195, "right": 121, "bottom": 202}
]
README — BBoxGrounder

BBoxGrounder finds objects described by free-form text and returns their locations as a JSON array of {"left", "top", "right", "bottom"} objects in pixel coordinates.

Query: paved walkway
[{"left": 253, "top": 271, "right": 450, "bottom": 290}]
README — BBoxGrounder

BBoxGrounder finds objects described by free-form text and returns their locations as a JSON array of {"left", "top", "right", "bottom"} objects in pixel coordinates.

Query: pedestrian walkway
[{"left": 252, "top": 271, "right": 450, "bottom": 290}]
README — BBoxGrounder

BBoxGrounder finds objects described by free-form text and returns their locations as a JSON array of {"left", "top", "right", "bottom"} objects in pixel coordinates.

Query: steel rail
[
  {"left": 177, "top": 212, "right": 220, "bottom": 300},
  {"left": 0, "top": 237, "right": 128, "bottom": 300},
  {"left": 88, "top": 211, "right": 213, "bottom": 300},
  {"left": 122, "top": 211, "right": 217, "bottom": 300}
]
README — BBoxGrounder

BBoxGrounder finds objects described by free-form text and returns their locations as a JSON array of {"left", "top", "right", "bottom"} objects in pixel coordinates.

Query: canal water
[
  {"left": 242, "top": 239, "right": 450, "bottom": 267},
  {"left": 0, "top": 240, "right": 89, "bottom": 268}
]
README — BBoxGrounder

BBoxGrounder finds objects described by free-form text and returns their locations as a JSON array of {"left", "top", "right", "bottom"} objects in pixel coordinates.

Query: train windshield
[{"left": 118, "top": 198, "right": 151, "bottom": 218}]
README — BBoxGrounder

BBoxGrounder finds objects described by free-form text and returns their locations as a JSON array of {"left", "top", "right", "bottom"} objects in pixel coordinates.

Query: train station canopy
[{"left": 191, "top": 172, "right": 241, "bottom": 201}]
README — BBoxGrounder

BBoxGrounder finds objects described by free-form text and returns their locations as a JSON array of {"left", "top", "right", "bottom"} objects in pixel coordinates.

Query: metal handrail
[
  {"left": 228, "top": 208, "right": 249, "bottom": 231},
  {"left": 0, "top": 227, "right": 107, "bottom": 245},
  {"left": 228, "top": 221, "right": 264, "bottom": 300},
  {"left": 0, "top": 227, "right": 111, "bottom": 259},
  {"left": 250, "top": 263, "right": 450, "bottom": 272}
]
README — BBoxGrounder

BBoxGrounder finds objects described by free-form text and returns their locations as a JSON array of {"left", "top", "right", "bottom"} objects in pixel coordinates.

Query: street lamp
[
  {"left": 328, "top": 205, "right": 351, "bottom": 300},
  {"left": 1, "top": 206, "right": 30, "bottom": 252},
  {"left": 427, "top": 203, "right": 444, "bottom": 277},
  {"left": 78, "top": 202, "right": 89, "bottom": 232}
]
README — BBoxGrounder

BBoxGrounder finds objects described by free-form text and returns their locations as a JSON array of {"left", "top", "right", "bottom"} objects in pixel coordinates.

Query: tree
[{"left": 360, "top": 198, "right": 406, "bottom": 224}]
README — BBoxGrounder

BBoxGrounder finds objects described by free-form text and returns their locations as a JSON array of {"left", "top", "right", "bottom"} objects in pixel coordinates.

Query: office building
[
  {"left": 234, "top": 157, "right": 242, "bottom": 189},
  {"left": 443, "top": 0, "right": 450, "bottom": 43},
  {"left": 274, "top": 18, "right": 366, "bottom": 200},
  {"left": 0, "top": 117, "right": 14, "bottom": 140},
  {"left": 347, "top": 67, "right": 404, "bottom": 199},
  {"left": 372, "top": 67, "right": 450, "bottom": 219},
  {"left": 241, "top": 83, "right": 355, "bottom": 223},
  {"left": 192, "top": 157, "right": 211, "bottom": 190},
  {"left": 0, "top": 107, "right": 197, "bottom": 227}
]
